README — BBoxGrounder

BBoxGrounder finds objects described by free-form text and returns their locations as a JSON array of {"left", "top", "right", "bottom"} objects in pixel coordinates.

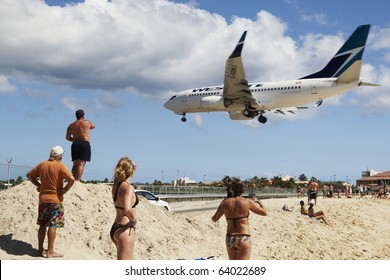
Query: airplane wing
[
  {"left": 270, "top": 99, "right": 323, "bottom": 115},
  {"left": 223, "top": 31, "right": 260, "bottom": 109}
]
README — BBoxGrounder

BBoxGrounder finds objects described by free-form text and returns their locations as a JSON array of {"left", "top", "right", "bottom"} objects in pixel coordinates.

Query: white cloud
[
  {"left": 300, "top": 12, "right": 328, "bottom": 26},
  {"left": 0, "top": 75, "right": 16, "bottom": 93},
  {"left": 193, "top": 113, "right": 203, "bottom": 128}
]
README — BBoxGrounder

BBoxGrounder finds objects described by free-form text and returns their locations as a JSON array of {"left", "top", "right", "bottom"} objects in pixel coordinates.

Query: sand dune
[{"left": 1, "top": 181, "right": 389, "bottom": 260}]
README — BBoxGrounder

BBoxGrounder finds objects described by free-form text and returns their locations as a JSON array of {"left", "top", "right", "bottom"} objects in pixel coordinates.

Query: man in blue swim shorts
[{"left": 66, "top": 109, "right": 95, "bottom": 181}]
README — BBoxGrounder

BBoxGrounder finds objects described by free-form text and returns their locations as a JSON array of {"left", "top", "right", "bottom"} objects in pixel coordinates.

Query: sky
[{"left": 0, "top": 0, "right": 389, "bottom": 184}]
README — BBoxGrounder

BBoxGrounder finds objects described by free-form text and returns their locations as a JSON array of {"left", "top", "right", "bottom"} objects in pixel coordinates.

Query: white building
[{"left": 172, "top": 176, "right": 196, "bottom": 186}]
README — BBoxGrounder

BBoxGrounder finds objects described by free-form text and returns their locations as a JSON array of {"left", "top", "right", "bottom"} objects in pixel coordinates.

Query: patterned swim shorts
[{"left": 37, "top": 203, "right": 64, "bottom": 228}]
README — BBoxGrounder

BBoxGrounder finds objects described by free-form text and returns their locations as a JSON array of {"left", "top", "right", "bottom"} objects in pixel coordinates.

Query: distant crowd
[{"left": 297, "top": 182, "right": 389, "bottom": 200}]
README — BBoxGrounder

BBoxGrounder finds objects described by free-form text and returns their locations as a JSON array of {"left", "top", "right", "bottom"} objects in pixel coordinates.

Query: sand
[{"left": 0, "top": 181, "right": 389, "bottom": 260}]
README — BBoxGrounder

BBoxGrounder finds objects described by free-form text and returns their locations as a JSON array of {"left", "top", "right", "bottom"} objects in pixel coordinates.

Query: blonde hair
[{"left": 113, "top": 157, "right": 136, "bottom": 182}]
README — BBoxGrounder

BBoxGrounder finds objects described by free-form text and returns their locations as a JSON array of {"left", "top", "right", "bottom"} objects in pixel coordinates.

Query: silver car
[{"left": 135, "top": 190, "right": 171, "bottom": 211}]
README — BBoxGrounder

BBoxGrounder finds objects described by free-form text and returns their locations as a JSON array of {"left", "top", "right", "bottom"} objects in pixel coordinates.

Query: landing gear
[
  {"left": 258, "top": 115, "right": 267, "bottom": 124},
  {"left": 180, "top": 113, "right": 187, "bottom": 122},
  {"left": 242, "top": 108, "right": 259, "bottom": 119},
  {"left": 243, "top": 109, "right": 252, "bottom": 118}
]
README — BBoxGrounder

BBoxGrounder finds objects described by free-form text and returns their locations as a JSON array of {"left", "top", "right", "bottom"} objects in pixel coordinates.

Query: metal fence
[
  {"left": 135, "top": 184, "right": 296, "bottom": 202},
  {"left": 0, "top": 159, "right": 32, "bottom": 188}
]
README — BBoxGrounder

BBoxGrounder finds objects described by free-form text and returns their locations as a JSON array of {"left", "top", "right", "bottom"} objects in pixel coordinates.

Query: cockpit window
[{"left": 169, "top": 95, "right": 177, "bottom": 100}]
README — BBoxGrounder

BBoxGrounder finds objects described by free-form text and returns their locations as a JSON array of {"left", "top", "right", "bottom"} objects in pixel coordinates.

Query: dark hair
[
  {"left": 75, "top": 109, "right": 85, "bottom": 119},
  {"left": 226, "top": 187, "right": 234, "bottom": 198},
  {"left": 300, "top": 200, "right": 304, "bottom": 206},
  {"left": 224, "top": 177, "right": 244, "bottom": 196}
]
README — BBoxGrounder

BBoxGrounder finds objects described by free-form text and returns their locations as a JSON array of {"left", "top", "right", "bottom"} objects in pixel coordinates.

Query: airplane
[{"left": 164, "top": 25, "right": 378, "bottom": 124}]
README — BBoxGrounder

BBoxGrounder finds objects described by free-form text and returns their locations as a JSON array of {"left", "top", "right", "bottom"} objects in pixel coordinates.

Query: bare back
[
  {"left": 309, "top": 181, "right": 319, "bottom": 191},
  {"left": 224, "top": 197, "right": 251, "bottom": 234},
  {"left": 212, "top": 196, "right": 267, "bottom": 235},
  {"left": 66, "top": 119, "right": 95, "bottom": 142}
]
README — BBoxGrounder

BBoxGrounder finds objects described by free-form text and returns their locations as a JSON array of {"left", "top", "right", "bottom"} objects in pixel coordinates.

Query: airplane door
[
  {"left": 181, "top": 95, "right": 188, "bottom": 102},
  {"left": 311, "top": 84, "right": 318, "bottom": 94}
]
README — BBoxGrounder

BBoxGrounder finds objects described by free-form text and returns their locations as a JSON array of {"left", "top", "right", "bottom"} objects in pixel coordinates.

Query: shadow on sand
[{"left": 0, "top": 234, "right": 39, "bottom": 258}]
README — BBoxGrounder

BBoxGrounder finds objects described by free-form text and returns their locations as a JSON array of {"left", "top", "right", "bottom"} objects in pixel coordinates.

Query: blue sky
[{"left": 0, "top": 0, "right": 389, "bottom": 184}]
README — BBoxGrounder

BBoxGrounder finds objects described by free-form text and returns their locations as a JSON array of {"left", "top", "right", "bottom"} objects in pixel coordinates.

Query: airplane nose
[{"left": 164, "top": 100, "right": 173, "bottom": 111}]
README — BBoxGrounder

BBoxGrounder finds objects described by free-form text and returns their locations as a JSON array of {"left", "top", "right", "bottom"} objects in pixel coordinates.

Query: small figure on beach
[
  {"left": 66, "top": 109, "right": 95, "bottom": 181},
  {"left": 27, "top": 145, "right": 75, "bottom": 258},
  {"left": 300, "top": 200, "right": 309, "bottom": 215},
  {"left": 211, "top": 177, "right": 267, "bottom": 260},
  {"left": 308, "top": 179, "right": 319, "bottom": 205},
  {"left": 322, "top": 185, "right": 327, "bottom": 199},
  {"left": 344, "top": 183, "right": 350, "bottom": 198},
  {"left": 300, "top": 200, "right": 329, "bottom": 225},
  {"left": 308, "top": 200, "right": 329, "bottom": 225},
  {"left": 110, "top": 157, "right": 138, "bottom": 260}
]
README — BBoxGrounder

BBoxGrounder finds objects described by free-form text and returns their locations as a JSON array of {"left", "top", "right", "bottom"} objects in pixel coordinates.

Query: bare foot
[
  {"left": 46, "top": 251, "right": 64, "bottom": 258},
  {"left": 38, "top": 249, "right": 47, "bottom": 257}
]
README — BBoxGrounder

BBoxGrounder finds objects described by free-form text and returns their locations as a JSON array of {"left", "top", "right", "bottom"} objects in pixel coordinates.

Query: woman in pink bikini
[{"left": 212, "top": 177, "right": 267, "bottom": 260}]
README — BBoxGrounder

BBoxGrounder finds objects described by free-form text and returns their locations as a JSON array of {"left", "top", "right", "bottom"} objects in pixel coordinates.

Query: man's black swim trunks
[{"left": 71, "top": 141, "right": 91, "bottom": 161}]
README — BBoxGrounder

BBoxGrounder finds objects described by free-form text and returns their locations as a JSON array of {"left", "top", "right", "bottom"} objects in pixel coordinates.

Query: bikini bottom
[
  {"left": 110, "top": 222, "right": 135, "bottom": 242},
  {"left": 225, "top": 234, "right": 251, "bottom": 248}
]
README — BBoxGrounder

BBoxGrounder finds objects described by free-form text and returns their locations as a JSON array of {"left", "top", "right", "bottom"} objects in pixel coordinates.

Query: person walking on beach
[
  {"left": 212, "top": 177, "right": 267, "bottom": 260},
  {"left": 308, "top": 179, "right": 319, "bottom": 205},
  {"left": 27, "top": 145, "right": 75, "bottom": 258},
  {"left": 110, "top": 157, "right": 138, "bottom": 260},
  {"left": 66, "top": 109, "right": 95, "bottom": 181}
]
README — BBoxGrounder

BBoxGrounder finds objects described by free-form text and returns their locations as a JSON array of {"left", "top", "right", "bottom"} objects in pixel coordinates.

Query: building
[
  {"left": 361, "top": 169, "right": 380, "bottom": 177},
  {"left": 356, "top": 171, "right": 390, "bottom": 187},
  {"left": 172, "top": 176, "right": 196, "bottom": 186}
]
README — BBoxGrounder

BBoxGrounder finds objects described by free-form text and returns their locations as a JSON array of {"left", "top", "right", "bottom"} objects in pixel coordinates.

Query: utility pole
[{"left": 6, "top": 158, "right": 13, "bottom": 188}]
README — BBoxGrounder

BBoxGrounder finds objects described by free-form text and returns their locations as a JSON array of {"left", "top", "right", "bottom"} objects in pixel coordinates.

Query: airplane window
[{"left": 169, "top": 95, "right": 177, "bottom": 100}]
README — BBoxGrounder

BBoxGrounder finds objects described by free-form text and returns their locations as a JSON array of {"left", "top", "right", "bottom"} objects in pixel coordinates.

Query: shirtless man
[
  {"left": 308, "top": 179, "right": 319, "bottom": 205},
  {"left": 212, "top": 178, "right": 267, "bottom": 260},
  {"left": 66, "top": 109, "right": 95, "bottom": 181}
]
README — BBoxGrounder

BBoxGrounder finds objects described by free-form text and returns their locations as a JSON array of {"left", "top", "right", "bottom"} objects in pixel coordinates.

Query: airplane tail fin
[
  {"left": 230, "top": 31, "right": 247, "bottom": 58},
  {"left": 300, "top": 25, "right": 371, "bottom": 82}
]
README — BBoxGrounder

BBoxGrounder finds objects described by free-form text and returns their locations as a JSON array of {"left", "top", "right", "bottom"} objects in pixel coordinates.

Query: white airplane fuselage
[{"left": 165, "top": 78, "right": 357, "bottom": 114}]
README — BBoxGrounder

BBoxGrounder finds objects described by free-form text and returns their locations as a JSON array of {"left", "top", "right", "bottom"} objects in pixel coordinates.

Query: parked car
[{"left": 134, "top": 190, "right": 171, "bottom": 211}]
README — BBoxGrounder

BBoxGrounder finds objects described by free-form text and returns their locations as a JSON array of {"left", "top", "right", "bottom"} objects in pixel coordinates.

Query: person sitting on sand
[
  {"left": 110, "top": 157, "right": 138, "bottom": 260},
  {"left": 211, "top": 177, "right": 267, "bottom": 260},
  {"left": 300, "top": 200, "right": 309, "bottom": 215},
  {"left": 308, "top": 200, "right": 329, "bottom": 225}
]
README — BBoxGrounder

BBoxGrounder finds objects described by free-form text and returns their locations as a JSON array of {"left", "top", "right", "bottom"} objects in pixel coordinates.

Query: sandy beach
[{"left": 0, "top": 181, "right": 389, "bottom": 260}]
